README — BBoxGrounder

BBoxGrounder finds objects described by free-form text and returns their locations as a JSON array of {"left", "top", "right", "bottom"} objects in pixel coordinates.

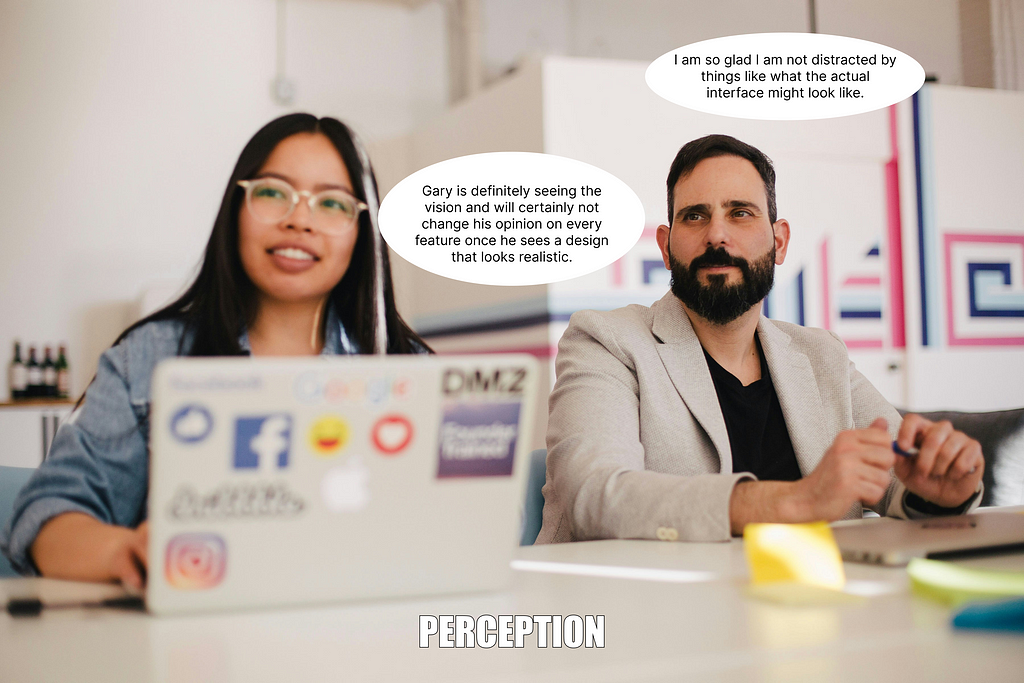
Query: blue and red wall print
[{"left": 943, "top": 233, "right": 1024, "bottom": 346}]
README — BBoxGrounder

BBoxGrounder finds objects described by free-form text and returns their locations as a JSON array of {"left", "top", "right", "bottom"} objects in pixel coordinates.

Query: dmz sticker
[
  {"left": 165, "top": 533, "right": 227, "bottom": 590},
  {"left": 436, "top": 402, "right": 521, "bottom": 478},
  {"left": 234, "top": 415, "right": 292, "bottom": 470},
  {"left": 170, "top": 404, "right": 213, "bottom": 444}
]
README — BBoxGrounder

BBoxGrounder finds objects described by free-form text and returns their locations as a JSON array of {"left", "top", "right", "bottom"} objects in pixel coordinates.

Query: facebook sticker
[{"left": 233, "top": 415, "right": 292, "bottom": 470}]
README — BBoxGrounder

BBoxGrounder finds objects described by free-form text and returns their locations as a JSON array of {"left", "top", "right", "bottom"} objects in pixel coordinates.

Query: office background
[{"left": 1, "top": 0, "right": 1022, "bottom": 422}]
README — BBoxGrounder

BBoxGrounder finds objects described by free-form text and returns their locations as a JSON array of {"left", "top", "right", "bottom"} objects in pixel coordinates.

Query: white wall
[
  {"left": 481, "top": 0, "right": 963, "bottom": 85},
  {"left": 0, "top": 0, "right": 446, "bottom": 400},
  {"left": 0, "top": 0, "right": 1003, "bottom": 403},
  {"left": 992, "top": 0, "right": 1024, "bottom": 90},
  {"left": 817, "top": 0, "right": 962, "bottom": 85}
]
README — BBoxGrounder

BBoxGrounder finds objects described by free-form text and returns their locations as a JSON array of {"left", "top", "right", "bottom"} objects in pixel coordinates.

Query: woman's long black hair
[{"left": 114, "top": 113, "right": 428, "bottom": 355}]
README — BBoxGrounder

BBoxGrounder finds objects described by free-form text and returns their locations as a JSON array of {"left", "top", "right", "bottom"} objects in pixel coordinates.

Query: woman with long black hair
[{"left": 1, "top": 113, "right": 427, "bottom": 586}]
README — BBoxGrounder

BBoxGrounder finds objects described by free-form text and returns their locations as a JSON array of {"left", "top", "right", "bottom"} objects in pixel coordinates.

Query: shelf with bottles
[
  {"left": 7, "top": 341, "right": 71, "bottom": 402},
  {"left": 0, "top": 398, "right": 77, "bottom": 409}
]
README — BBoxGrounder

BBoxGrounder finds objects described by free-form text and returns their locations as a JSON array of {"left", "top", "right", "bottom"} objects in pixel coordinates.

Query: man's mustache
[{"left": 689, "top": 247, "right": 749, "bottom": 270}]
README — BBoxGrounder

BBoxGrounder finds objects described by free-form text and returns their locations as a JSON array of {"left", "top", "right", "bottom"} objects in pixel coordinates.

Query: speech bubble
[
  {"left": 645, "top": 32, "right": 925, "bottom": 120},
  {"left": 378, "top": 152, "right": 645, "bottom": 286}
]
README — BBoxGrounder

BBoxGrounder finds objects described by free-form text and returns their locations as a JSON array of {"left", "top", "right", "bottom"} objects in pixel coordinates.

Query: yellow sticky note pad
[
  {"left": 744, "top": 522, "right": 846, "bottom": 591},
  {"left": 744, "top": 582, "right": 862, "bottom": 606}
]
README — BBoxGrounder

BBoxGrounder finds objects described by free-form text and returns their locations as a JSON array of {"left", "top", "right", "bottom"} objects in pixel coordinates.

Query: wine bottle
[
  {"left": 56, "top": 344, "right": 70, "bottom": 400},
  {"left": 9, "top": 340, "right": 27, "bottom": 401},
  {"left": 26, "top": 345, "right": 42, "bottom": 398},
  {"left": 42, "top": 346, "right": 57, "bottom": 398}
]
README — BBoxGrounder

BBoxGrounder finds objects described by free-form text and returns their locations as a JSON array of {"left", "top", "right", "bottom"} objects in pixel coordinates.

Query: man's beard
[{"left": 669, "top": 244, "right": 776, "bottom": 325}]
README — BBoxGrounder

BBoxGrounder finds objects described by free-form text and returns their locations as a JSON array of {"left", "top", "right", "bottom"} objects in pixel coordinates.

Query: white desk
[{"left": 2, "top": 540, "right": 1023, "bottom": 683}]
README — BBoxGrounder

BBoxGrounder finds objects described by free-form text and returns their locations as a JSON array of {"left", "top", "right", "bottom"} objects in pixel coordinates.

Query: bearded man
[{"left": 536, "top": 134, "right": 984, "bottom": 544}]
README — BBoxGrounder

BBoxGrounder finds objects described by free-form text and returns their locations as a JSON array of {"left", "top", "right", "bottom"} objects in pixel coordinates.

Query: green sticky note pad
[{"left": 907, "top": 558, "right": 1024, "bottom": 605}]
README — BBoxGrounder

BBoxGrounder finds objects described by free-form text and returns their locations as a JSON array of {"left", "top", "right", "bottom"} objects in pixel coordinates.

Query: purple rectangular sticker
[{"left": 436, "top": 402, "right": 521, "bottom": 478}]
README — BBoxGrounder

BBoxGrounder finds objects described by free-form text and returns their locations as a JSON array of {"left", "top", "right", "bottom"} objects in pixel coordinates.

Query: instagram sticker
[{"left": 165, "top": 533, "right": 227, "bottom": 590}]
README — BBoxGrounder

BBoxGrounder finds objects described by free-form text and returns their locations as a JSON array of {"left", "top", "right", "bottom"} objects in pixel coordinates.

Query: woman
[{"left": 0, "top": 113, "right": 427, "bottom": 587}]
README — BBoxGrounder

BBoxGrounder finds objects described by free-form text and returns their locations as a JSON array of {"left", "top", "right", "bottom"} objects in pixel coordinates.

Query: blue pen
[
  {"left": 893, "top": 440, "right": 979, "bottom": 474},
  {"left": 892, "top": 440, "right": 918, "bottom": 458}
]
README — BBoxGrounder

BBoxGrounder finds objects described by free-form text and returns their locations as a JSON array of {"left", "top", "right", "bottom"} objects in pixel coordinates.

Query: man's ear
[
  {"left": 656, "top": 223, "right": 672, "bottom": 269},
  {"left": 772, "top": 219, "right": 791, "bottom": 265}
]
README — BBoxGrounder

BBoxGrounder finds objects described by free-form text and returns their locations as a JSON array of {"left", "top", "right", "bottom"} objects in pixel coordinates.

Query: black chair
[{"left": 901, "top": 408, "right": 1024, "bottom": 507}]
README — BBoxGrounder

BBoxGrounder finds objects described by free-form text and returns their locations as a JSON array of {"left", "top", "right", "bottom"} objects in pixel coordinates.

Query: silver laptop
[
  {"left": 832, "top": 506, "right": 1024, "bottom": 566},
  {"left": 146, "top": 354, "right": 538, "bottom": 614}
]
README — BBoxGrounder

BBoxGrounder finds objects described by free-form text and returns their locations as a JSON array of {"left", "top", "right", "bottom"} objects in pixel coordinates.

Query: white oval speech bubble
[
  {"left": 378, "top": 152, "right": 645, "bottom": 286},
  {"left": 645, "top": 33, "right": 925, "bottom": 120}
]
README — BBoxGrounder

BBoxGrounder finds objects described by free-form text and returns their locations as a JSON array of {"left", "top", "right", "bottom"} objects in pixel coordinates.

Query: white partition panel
[{"left": 901, "top": 85, "right": 1024, "bottom": 411}]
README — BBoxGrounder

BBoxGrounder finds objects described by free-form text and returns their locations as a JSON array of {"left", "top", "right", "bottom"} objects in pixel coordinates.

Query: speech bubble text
[
  {"left": 378, "top": 153, "right": 645, "bottom": 286},
  {"left": 646, "top": 33, "right": 925, "bottom": 120}
]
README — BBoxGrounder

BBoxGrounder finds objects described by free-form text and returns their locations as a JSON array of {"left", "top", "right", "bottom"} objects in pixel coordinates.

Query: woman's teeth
[{"left": 273, "top": 247, "right": 314, "bottom": 261}]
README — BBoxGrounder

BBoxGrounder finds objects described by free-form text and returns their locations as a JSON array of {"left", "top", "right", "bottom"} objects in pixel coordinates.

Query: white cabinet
[{"left": 0, "top": 402, "right": 74, "bottom": 468}]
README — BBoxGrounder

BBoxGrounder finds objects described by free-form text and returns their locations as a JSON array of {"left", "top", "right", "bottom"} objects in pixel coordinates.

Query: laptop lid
[
  {"left": 832, "top": 507, "right": 1024, "bottom": 566},
  {"left": 146, "top": 354, "right": 538, "bottom": 614}
]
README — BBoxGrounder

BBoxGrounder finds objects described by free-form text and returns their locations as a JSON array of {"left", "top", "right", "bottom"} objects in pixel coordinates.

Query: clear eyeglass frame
[{"left": 237, "top": 177, "right": 368, "bottom": 235}]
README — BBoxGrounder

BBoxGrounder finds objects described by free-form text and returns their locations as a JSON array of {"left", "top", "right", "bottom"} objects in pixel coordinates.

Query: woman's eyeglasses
[{"left": 237, "top": 178, "right": 367, "bottom": 235}]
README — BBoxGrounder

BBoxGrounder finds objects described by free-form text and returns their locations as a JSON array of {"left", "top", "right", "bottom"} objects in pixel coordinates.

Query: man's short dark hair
[{"left": 666, "top": 134, "right": 777, "bottom": 225}]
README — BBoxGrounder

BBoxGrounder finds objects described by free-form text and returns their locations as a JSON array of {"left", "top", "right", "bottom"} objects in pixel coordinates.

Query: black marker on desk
[{"left": 6, "top": 595, "right": 144, "bottom": 617}]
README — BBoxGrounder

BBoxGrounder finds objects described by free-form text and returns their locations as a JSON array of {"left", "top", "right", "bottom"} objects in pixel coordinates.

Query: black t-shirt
[{"left": 703, "top": 336, "right": 802, "bottom": 481}]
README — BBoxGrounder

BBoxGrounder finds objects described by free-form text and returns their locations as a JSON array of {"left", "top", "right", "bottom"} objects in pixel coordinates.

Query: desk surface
[{"left": 2, "top": 539, "right": 1023, "bottom": 683}]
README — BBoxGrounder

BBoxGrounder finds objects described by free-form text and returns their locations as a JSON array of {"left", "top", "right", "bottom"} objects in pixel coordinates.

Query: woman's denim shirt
[{"left": 1, "top": 308, "right": 359, "bottom": 575}]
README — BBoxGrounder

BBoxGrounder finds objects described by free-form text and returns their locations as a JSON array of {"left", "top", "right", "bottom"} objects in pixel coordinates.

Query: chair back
[
  {"left": 520, "top": 449, "right": 547, "bottom": 545},
  {"left": 0, "top": 466, "right": 35, "bottom": 577},
  {"left": 901, "top": 408, "right": 1024, "bottom": 506}
]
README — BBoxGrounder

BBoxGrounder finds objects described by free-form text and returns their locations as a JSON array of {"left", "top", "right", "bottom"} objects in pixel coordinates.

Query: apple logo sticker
[{"left": 321, "top": 456, "right": 371, "bottom": 513}]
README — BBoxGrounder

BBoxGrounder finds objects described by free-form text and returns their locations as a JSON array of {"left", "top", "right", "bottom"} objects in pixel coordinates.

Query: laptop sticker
[
  {"left": 371, "top": 414, "right": 414, "bottom": 456},
  {"left": 168, "top": 482, "right": 305, "bottom": 521},
  {"left": 436, "top": 402, "right": 521, "bottom": 478},
  {"left": 308, "top": 415, "right": 349, "bottom": 456},
  {"left": 294, "top": 372, "right": 413, "bottom": 405},
  {"left": 233, "top": 415, "right": 292, "bottom": 470},
  {"left": 165, "top": 533, "right": 227, "bottom": 590},
  {"left": 321, "top": 456, "right": 371, "bottom": 512},
  {"left": 170, "top": 404, "right": 214, "bottom": 444}
]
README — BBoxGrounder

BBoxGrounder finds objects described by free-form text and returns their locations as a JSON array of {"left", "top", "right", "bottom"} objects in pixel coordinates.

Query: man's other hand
[
  {"left": 794, "top": 418, "right": 896, "bottom": 520},
  {"left": 894, "top": 414, "right": 984, "bottom": 509}
]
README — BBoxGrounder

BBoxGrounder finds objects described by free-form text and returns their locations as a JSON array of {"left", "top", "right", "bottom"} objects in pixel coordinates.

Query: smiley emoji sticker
[{"left": 308, "top": 416, "right": 349, "bottom": 456}]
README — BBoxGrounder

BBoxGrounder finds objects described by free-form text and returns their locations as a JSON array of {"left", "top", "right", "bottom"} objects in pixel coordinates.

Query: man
[{"left": 537, "top": 134, "right": 984, "bottom": 544}]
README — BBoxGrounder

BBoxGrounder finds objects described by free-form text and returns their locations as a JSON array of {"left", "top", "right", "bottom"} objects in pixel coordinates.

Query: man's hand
[
  {"left": 729, "top": 418, "right": 896, "bottom": 534},
  {"left": 894, "top": 414, "right": 984, "bottom": 509},
  {"left": 31, "top": 513, "right": 149, "bottom": 589},
  {"left": 792, "top": 417, "right": 896, "bottom": 520}
]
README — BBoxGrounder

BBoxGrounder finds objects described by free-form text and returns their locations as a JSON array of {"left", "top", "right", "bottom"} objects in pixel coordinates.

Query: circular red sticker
[{"left": 371, "top": 414, "right": 414, "bottom": 455}]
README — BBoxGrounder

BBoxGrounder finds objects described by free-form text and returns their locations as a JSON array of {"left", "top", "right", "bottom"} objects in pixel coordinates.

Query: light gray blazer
[{"left": 537, "top": 292, "right": 914, "bottom": 544}]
